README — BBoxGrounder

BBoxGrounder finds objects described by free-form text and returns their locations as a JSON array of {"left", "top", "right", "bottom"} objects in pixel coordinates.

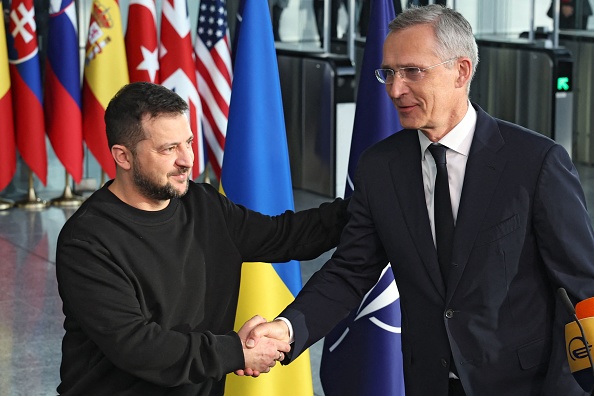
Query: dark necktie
[{"left": 427, "top": 144, "right": 454, "bottom": 283}]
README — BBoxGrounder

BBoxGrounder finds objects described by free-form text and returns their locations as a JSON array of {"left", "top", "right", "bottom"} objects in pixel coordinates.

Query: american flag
[{"left": 194, "top": 0, "right": 232, "bottom": 180}]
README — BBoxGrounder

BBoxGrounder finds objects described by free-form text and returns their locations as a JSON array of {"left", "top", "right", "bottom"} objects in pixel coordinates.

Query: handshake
[{"left": 235, "top": 315, "right": 291, "bottom": 377}]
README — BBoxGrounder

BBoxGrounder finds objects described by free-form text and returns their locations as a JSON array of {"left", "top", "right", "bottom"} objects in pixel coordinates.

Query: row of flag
[{"left": 0, "top": 0, "right": 231, "bottom": 193}]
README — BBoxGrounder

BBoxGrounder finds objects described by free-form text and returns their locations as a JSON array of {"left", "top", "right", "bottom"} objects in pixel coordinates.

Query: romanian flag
[
  {"left": 0, "top": 2, "right": 16, "bottom": 192},
  {"left": 125, "top": 0, "right": 159, "bottom": 83},
  {"left": 82, "top": 0, "right": 129, "bottom": 179},
  {"left": 7, "top": 0, "right": 47, "bottom": 185},
  {"left": 222, "top": 0, "right": 312, "bottom": 394},
  {"left": 45, "top": 0, "right": 83, "bottom": 183}
]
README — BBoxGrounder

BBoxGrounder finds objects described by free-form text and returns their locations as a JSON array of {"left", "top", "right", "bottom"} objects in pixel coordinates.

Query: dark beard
[{"left": 132, "top": 160, "right": 190, "bottom": 201}]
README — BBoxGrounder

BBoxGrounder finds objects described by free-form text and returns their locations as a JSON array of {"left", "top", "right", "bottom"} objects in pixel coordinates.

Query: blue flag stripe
[{"left": 221, "top": 0, "right": 302, "bottom": 296}]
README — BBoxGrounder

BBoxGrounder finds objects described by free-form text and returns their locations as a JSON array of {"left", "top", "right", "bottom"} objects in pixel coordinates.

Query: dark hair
[{"left": 104, "top": 82, "right": 189, "bottom": 152}]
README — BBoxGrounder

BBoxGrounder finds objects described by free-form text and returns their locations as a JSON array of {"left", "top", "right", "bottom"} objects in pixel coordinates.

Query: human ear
[
  {"left": 111, "top": 144, "right": 132, "bottom": 171},
  {"left": 455, "top": 57, "right": 473, "bottom": 88}
]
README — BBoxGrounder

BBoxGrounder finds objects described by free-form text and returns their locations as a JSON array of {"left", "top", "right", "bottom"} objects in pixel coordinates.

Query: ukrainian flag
[{"left": 221, "top": 0, "right": 313, "bottom": 394}]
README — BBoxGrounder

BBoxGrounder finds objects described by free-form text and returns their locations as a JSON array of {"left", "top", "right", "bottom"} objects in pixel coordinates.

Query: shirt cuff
[{"left": 274, "top": 317, "right": 294, "bottom": 343}]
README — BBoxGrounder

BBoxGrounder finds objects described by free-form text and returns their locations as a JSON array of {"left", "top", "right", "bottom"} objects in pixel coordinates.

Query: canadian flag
[
  {"left": 159, "top": 0, "right": 204, "bottom": 177},
  {"left": 125, "top": 0, "right": 159, "bottom": 83}
]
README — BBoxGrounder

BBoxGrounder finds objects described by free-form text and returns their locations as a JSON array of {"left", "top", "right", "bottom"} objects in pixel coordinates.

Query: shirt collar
[{"left": 418, "top": 101, "right": 477, "bottom": 157}]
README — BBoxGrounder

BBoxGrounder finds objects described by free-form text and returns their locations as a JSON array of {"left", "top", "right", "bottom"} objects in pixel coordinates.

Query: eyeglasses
[{"left": 375, "top": 57, "right": 458, "bottom": 84}]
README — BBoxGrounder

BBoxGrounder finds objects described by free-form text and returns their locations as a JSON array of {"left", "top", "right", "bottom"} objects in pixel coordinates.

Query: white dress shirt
[{"left": 419, "top": 102, "right": 477, "bottom": 246}]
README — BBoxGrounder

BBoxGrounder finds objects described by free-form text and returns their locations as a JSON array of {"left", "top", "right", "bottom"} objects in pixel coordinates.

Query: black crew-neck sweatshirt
[{"left": 56, "top": 181, "right": 347, "bottom": 395}]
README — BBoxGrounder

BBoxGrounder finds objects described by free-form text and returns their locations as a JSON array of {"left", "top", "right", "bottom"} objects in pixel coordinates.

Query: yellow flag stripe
[
  {"left": 84, "top": 0, "right": 129, "bottom": 108},
  {"left": 0, "top": 3, "right": 10, "bottom": 97},
  {"left": 225, "top": 263, "right": 313, "bottom": 395}
]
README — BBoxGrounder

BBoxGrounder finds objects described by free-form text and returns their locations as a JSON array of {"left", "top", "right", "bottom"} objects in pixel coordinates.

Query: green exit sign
[
  {"left": 557, "top": 77, "right": 570, "bottom": 91},
  {"left": 556, "top": 60, "right": 572, "bottom": 92}
]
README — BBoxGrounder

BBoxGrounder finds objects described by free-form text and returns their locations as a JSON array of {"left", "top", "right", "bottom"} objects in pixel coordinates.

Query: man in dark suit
[{"left": 241, "top": 4, "right": 594, "bottom": 395}]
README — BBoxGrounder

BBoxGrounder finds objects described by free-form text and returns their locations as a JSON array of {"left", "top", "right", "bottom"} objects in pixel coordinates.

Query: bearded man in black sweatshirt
[{"left": 56, "top": 82, "right": 348, "bottom": 395}]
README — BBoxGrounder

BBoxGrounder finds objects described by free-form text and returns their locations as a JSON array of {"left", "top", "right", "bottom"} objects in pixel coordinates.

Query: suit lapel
[
  {"left": 447, "top": 105, "right": 507, "bottom": 298},
  {"left": 389, "top": 130, "right": 446, "bottom": 298}
]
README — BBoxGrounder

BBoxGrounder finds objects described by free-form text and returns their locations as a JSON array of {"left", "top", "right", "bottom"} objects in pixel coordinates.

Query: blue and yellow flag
[{"left": 221, "top": 0, "right": 313, "bottom": 395}]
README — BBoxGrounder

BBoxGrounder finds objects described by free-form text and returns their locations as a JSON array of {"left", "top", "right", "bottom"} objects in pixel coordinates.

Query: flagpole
[
  {"left": 15, "top": 169, "right": 48, "bottom": 210},
  {"left": 0, "top": 197, "right": 14, "bottom": 210},
  {"left": 203, "top": 166, "right": 211, "bottom": 185},
  {"left": 50, "top": 171, "right": 84, "bottom": 207}
]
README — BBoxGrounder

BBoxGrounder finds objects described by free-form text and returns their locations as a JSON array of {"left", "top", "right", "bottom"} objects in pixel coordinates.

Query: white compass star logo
[{"left": 328, "top": 264, "right": 401, "bottom": 352}]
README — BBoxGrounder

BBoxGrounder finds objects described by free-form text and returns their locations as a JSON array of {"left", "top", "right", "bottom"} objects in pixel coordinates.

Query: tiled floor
[{"left": 1, "top": 159, "right": 594, "bottom": 395}]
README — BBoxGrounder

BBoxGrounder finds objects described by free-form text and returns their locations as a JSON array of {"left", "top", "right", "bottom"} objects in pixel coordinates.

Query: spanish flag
[
  {"left": 221, "top": 0, "right": 313, "bottom": 394},
  {"left": 82, "top": 0, "right": 129, "bottom": 179},
  {"left": 0, "top": 2, "right": 16, "bottom": 192}
]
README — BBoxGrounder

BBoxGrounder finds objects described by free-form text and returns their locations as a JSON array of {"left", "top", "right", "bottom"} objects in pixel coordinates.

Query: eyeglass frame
[{"left": 375, "top": 57, "right": 459, "bottom": 84}]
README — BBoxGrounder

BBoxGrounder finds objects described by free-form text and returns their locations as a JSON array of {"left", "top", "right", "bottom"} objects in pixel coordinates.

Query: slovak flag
[
  {"left": 159, "top": 0, "right": 205, "bottom": 178},
  {"left": 44, "top": 0, "right": 83, "bottom": 183},
  {"left": 125, "top": 0, "right": 159, "bottom": 83},
  {"left": 7, "top": 0, "right": 47, "bottom": 185}
]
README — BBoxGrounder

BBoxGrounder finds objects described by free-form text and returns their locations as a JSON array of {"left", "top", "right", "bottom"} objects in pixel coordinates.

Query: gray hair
[{"left": 388, "top": 5, "right": 479, "bottom": 87}]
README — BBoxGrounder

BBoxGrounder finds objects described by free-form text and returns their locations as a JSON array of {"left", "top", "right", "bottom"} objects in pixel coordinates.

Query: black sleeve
[{"left": 219, "top": 191, "right": 350, "bottom": 263}]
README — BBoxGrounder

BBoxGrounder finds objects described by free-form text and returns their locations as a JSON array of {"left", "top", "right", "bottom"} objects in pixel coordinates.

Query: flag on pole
[
  {"left": 159, "top": 0, "right": 205, "bottom": 178},
  {"left": 195, "top": 0, "right": 232, "bottom": 180},
  {"left": 344, "top": 0, "right": 402, "bottom": 198},
  {"left": 82, "top": 0, "right": 129, "bottom": 179},
  {"left": 0, "top": 2, "right": 16, "bottom": 192},
  {"left": 221, "top": 0, "right": 313, "bottom": 394},
  {"left": 125, "top": 0, "right": 159, "bottom": 83},
  {"left": 44, "top": 0, "right": 83, "bottom": 183},
  {"left": 230, "top": 1, "right": 244, "bottom": 67},
  {"left": 320, "top": 0, "right": 405, "bottom": 394},
  {"left": 7, "top": 0, "right": 47, "bottom": 185}
]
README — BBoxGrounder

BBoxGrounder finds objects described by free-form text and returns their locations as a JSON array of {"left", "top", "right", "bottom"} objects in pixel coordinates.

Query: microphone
[
  {"left": 577, "top": 297, "right": 594, "bottom": 320},
  {"left": 558, "top": 288, "right": 594, "bottom": 392}
]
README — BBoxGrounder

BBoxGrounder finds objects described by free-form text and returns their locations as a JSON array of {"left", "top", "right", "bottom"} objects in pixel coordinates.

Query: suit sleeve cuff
[{"left": 274, "top": 317, "right": 294, "bottom": 343}]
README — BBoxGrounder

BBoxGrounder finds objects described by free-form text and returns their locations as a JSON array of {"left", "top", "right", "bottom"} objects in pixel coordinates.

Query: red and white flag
[
  {"left": 195, "top": 0, "right": 232, "bottom": 180},
  {"left": 159, "top": 0, "right": 205, "bottom": 177},
  {"left": 125, "top": 0, "right": 159, "bottom": 83}
]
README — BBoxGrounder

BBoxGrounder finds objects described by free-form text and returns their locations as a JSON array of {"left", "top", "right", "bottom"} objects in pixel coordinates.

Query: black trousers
[{"left": 449, "top": 378, "right": 466, "bottom": 396}]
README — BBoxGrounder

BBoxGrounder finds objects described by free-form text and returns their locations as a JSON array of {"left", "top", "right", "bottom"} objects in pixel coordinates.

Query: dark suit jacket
[{"left": 281, "top": 104, "right": 594, "bottom": 395}]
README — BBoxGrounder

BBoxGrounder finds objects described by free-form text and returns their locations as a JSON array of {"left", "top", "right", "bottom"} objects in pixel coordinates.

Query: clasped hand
[{"left": 236, "top": 315, "right": 290, "bottom": 377}]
